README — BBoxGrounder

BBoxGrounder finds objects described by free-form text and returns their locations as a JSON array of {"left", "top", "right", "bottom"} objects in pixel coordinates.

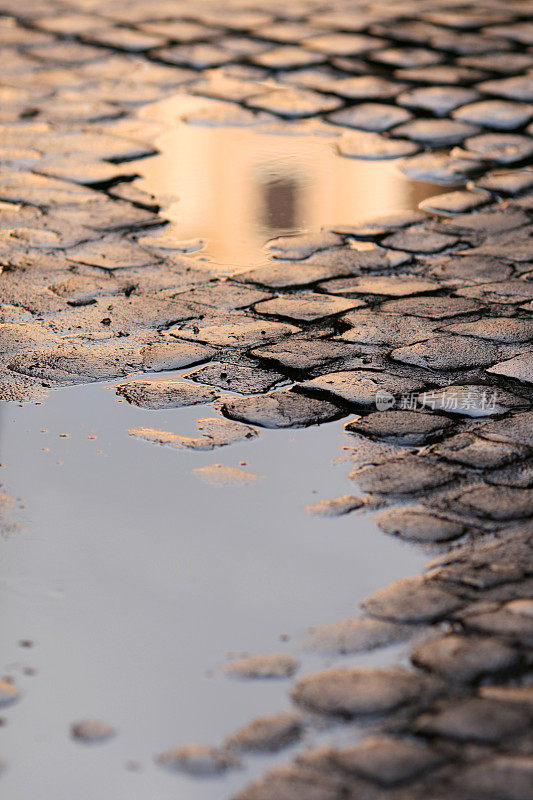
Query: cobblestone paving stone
[{"left": 0, "top": 0, "right": 532, "bottom": 797}]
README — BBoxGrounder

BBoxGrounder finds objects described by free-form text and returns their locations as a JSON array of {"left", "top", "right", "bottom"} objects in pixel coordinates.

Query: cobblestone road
[{"left": 0, "top": 1, "right": 532, "bottom": 798}]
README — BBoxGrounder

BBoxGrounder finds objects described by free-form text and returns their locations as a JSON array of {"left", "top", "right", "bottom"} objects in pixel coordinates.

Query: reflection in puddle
[
  {"left": 138, "top": 95, "right": 445, "bottom": 266},
  {"left": 261, "top": 173, "right": 300, "bottom": 231},
  {"left": 0, "top": 382, "right": 427, "bottom": 800}
]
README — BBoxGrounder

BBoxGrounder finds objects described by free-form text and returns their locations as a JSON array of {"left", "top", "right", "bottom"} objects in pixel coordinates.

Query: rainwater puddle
[
  {"left": 137, "top": 94, "right": 445, "bottom": 266},
  {"left": 3, "top": 93, "right": 443, "bottom": 800},
  {"left": 0, "top": 380, "right": 428, "bottom": 800}
]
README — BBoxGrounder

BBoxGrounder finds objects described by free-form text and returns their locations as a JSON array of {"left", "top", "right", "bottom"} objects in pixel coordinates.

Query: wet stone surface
[
  {"left": 115, "top": 378, "right": 218, "bottom": 409},
  {"left": 300, "top": 616, "right": 412, "bottom": 655},
  {"left": 225, "top": 711, "right": 303, "bottom": 753},
  {"left": 128, "top": 417, "right": 258, "bottom": 451},
  {"left": 375, "top": 507, "right": 468, "bottom": 543},
  {"left": 410, "top": 633, "right": 520, "bottom": 684},
  {"left": 222, "top": 653, "right": 300, "bottom": 679},
  {"left": 221, "top": 389, "right": 343, "bottom": 429},
  {"left": 291, "top": 665, "right": 442, "bottom": 717},
  {"left": 155, "top": 744, "right": 238, "bottom": 777},
  {"left": 70, "top": 719, "right": 116, "bottom": 744},
  {"left": 346, "top": 411, "right": 454, "bottom": 446},
  {"left": 0, "top": 0, "right": 532, "bottom": 797},
  {"left": 330, "top": 734, "right": 446, "bottom": 786}
]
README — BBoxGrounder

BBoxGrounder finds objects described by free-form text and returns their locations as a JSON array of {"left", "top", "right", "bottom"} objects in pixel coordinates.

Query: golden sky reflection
[{"left": 139, "top": 95, "right": 443, "bottom": 267}]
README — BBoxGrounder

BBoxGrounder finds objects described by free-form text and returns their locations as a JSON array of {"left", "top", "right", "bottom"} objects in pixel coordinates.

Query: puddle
[
  {"left": 0, "top": 381, "right": 427, "bottom": 799},
  {"left": 3, "top": 93, "right": 448, "bottom": 799},
  {"left": 137, "top": 94, "right": 445, "bottom": 266}
]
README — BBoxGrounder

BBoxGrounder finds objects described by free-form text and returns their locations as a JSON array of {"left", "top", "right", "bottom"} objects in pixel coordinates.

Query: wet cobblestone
[{"left": 0, "top": 0, "right": 532, "bottom": 796}]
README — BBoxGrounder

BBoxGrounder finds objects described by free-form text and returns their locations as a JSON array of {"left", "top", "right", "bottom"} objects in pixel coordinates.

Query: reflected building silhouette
[{"left": 260, "top": 175, "right": 300, "bottom": 233}]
